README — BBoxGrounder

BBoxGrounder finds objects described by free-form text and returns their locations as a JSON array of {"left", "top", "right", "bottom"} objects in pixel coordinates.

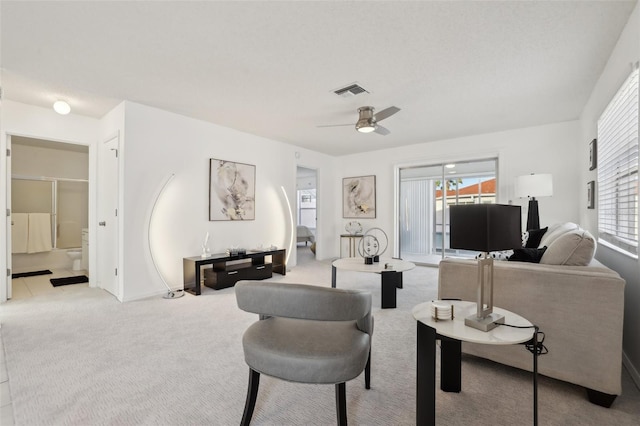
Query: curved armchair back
[{"left": 236, "top": 281, "right": 372, "bottom": 334}]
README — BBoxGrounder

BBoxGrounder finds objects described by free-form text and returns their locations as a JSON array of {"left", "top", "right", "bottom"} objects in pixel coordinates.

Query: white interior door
[{"left": 97, "top": 136, "right": 119, "bottom": 298}]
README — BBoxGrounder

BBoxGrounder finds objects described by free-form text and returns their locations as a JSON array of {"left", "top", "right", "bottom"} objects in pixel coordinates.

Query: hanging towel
[
  {"left": 27, "top": 213, "right": 53, "bottom": 253},
  {"left": 11, "top": 213, "right": 28, "bottom": 253}
]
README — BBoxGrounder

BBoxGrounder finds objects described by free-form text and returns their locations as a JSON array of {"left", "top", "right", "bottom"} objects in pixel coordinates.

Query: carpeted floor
[{"left": 1, "top": 248, "right": 639, "bottom": 425}]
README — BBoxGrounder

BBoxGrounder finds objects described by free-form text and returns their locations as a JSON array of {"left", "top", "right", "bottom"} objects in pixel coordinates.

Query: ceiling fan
[{"left": 318, "top": 106, "right": 401, "bottom": 135}]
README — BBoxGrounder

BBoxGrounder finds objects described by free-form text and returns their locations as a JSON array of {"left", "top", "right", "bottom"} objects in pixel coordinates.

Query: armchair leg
[
  {"left": 365, "top": 349, "right": 371, "bottom": 389},
  {"left": 241, "top": 369, "right": 260, "bottom": 426},
  {"left": 335, "top": 382, "right": 347, "bottom": 426}
]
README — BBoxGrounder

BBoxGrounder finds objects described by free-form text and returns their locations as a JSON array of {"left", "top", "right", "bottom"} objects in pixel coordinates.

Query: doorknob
[{"left": 99, "top": 221, "right": 106, "bottom": 226}]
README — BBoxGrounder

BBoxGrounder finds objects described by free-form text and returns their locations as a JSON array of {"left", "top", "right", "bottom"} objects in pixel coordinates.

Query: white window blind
[{"left": 597, "top": 67, "right": 639, "bottom": 257}]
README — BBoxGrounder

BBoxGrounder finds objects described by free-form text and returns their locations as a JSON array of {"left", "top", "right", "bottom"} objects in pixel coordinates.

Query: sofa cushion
[
  {"left": 509, "top": 247, "right": 547, "bottom": 263},
  {"left": 538, "top": 222, "right": 579, "bottom": 248},
  {"left": 525, "top": 227, "right": 548, "bottom": 248},
  {"left": 540, "top": 229, "right": 596, "bottom": 266}
]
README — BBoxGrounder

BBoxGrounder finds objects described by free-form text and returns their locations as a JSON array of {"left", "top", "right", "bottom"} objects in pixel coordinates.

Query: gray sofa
[{"left": 438, "top": 223, "right": 626, "bottom": 407}]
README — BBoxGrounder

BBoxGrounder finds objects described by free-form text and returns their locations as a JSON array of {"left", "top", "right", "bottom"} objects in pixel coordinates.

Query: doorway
[
  {"left": 398, "top": 158, "right": 497, "bottom": 266},
  {"left": 296, "top": 166, "right": 317, "bottom": 264},
  {"left": 8, "top": 136, "right": 90, "bottom": 299}
]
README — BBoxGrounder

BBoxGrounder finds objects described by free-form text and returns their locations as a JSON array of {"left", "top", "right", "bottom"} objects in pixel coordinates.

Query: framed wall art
[
  {"left": 343, "top": 175, "right": 376, "bottom": 218},
  {"left": 209, "top": 158, "right": 256, "bottom": 221},
  {"left": 589, "top": 139, "right": 597, "bottom": 171},
  {"left": 587, "top": 180, "right": 595, "bottom": 209}
]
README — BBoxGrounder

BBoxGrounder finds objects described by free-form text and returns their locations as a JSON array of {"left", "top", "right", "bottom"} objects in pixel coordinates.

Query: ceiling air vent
[{"left": 333, "top": 83, "right": 368, "bottom": 98}]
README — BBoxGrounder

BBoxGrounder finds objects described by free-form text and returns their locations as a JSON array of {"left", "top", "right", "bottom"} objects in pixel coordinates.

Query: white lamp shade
[{"left": 515, "top": 174, "right": 553, "bottom": 198}]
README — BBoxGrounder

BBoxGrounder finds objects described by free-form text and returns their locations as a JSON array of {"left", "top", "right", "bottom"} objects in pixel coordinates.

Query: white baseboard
[{"left": 623, "top": 350, "right": 640, "bottom": 390}]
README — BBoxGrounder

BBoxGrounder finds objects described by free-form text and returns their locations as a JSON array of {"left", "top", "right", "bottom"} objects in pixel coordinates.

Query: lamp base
[
  {"left": 465, "top": 312, "right": 504, "bottom": 332},
  {"left": 163, "top": 289, "right": 185, "bottom": 299}
]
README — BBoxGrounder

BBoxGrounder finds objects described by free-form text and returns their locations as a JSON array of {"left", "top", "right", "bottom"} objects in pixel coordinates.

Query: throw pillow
[
  {"left": 540, "top": 229, "right": 596, "bottom": 266},
  {"left": 539, "top": 222, "right": 579, "bottom": 248},
  {"left": 508, "top": 247, "right": 547, "bottom": 263},
  {"left": 525, "top": 227, "right": 548, "bottom": 248}
]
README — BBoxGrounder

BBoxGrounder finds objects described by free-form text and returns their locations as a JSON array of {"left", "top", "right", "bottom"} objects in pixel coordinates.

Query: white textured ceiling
[{"left": 1, "top": 1, "right": 636, "bottom": 156}]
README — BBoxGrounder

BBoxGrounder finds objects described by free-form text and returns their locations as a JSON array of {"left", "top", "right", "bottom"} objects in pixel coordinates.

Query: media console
[{"left": 182, "top": 249, "right": 286, "bottom": 295}]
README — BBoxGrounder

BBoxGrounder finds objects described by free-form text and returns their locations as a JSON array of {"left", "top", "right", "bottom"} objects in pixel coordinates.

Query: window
[{"left": 597, "top": 67, "right": 639, "bottom": 257}]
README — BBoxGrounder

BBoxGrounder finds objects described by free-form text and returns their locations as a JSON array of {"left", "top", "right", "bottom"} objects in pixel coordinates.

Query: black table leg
[
  {"left": 417, "top": 321, "right": 436, "bottom": 426},
  {"left": 381, "top": 271, "right": 400, "bottom": 308},
  {"left": 331, "top": 265, "right": 337, "bottom": 288},
  {"left": 184, "top": 264, "right": 202, "bottom": 295},
  {"left": 440, "top": 336, "right": 461, "bottom": 392}
]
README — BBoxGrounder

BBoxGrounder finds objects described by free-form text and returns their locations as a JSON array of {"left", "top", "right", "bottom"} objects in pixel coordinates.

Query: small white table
[
  {"left": 332, "top": 257, "right": 415, "bottom": 308},
  {"left": 412, "top": 300, "right": 539, "bottom": 425}
]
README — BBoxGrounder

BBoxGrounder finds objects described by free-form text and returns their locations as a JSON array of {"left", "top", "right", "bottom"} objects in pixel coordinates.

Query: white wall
[
  {"left": 0, "top": 100, "right": 99, "bottom": 301},
  {"left": 117, "top": 102, "right": 335, "bottom": 301},
  {"left": 334, "top": 120, "right": 581, "bottom": 257},
  {"left": 579, "top": 1, "right": 640, "bottom": 387}
]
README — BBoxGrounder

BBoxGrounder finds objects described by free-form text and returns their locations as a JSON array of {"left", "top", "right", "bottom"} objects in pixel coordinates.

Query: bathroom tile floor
[
  {"left": 2, "top": 268, "right": 90, "bottom": 424},
  {"left": 10, "top": 268, "right": 89, "bottom": 300}
]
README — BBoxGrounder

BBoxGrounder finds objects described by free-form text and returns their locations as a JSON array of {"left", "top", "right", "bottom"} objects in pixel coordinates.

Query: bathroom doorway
[
  {"left": 9, "top": 136, "right": 90, "bottom": 299},
  {"left": 296, "top": 166, "right": 317, "bottom": 265}
]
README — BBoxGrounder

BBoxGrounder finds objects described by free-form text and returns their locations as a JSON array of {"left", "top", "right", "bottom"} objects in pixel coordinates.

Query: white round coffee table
[{"left": 331, "top": 257, "right": 415, "bottom": 308}]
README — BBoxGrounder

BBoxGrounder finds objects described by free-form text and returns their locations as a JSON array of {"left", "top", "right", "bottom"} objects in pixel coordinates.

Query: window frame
[{"left": 596, "top": 67, "right": 639, "bottom": 259}]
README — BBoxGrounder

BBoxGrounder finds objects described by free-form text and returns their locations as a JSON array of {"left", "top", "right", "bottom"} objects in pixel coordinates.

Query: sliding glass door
[{"left": 398, "top": 159, "right": 497, "bottom": 266}]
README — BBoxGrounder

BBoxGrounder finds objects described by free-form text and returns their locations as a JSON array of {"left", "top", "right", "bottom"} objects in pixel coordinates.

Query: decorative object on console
[
  {"left": 587, "top": 180, "right": 595, "bottom": 209},
  {"left": 209, "top": 158, "right": 255, "bottom": 221},
  {"left": 358, "top": 227, "right": 388, "bottom": 263},
  {"left": 201, "top": 232, "right": 211, "bottom": 258},
  {"left": 589, "top": 138, "right": 597, "bottom": 170},
  {"left": 343, "top": 175, "right": 376, "bottom": 218},
  {"left": 515, "top": 173, "right": 553, "bottom": 231},
  {"left": 345, "top": 220, "right": 363, "bottom": 235},
  {"left": 450, "top": 204, "right": 522, "bottom": 331}
]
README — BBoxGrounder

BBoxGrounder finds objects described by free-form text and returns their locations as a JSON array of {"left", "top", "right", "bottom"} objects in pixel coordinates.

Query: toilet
[{"left": 67, "top": 249, "right": 82, "bottom": 271}]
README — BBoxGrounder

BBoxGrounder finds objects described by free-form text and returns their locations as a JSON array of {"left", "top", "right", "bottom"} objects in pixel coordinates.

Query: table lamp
[
  {"left": 449, "top": 204, "right": 522, "bottom": 331},
  {"left": 515, "top": 174, "right": 553, "bottom": 231}
]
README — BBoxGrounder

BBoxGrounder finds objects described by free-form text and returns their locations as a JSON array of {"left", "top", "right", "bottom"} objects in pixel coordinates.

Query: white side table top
[
  {"left": 412, "top": 300, "right": 534, "bottom": 345},
  {"left": 332, "top": 257, "right": 415, "bottom": 274}
]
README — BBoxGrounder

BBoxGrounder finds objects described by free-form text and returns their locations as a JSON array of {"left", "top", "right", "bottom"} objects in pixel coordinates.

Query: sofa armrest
[{"left": 438, "top": 258, "right": 625, "bottom": 395}]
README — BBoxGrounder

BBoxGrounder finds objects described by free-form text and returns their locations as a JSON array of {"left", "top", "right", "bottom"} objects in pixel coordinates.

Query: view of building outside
[{"left": 399, "top": 160, "right": 496, "bottom": 265}]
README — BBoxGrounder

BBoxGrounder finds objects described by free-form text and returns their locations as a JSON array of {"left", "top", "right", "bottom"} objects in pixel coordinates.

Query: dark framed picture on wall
[
  {"left": 343, "top": 175, "right": 376, "bottom": 218},
  {"left": 589, "top": 138, "right": 597, "bottom": 170},
  {"left": 209, "top": 158, "right": 256, "bottom": 221},
  {"left": 587, "top": 180, "right": 595, "bottom": 209}
]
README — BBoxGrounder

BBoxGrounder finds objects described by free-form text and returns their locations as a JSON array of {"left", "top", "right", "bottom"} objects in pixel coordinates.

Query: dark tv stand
[{"left": 182, "top": 249, "right": 286, "bottom": 295}]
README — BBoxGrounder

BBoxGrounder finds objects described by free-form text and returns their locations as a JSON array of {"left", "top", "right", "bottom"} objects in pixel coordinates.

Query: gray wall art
[
  {"left": 209, "top": 158, "right": 256, "bottom": 220},
  {"left": 343, "top": 175, "right": 376, "bottom": 218}
]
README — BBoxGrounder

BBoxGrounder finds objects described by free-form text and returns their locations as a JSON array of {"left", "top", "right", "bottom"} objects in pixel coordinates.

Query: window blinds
[{"left": 597, "top": 67, "right": 639, "bottom": 256}]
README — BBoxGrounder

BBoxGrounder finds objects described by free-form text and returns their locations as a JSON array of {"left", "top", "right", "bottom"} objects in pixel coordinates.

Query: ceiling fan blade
[
  {"left": 374, "top": 124, "right": 390, "bottom": 136},
  {"left": 317, "top": 123, "right": 353, "bottom": 128},
  {"left": 374, "top": 106, "right": 401, "bottom": 122}
]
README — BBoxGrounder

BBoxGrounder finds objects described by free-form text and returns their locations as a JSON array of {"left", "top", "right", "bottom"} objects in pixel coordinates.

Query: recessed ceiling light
[
  {"left": 53, "top": 100, "right": 71, "bottom": 115},
  {"left": 445, "top": 164, "right": 456, "bottom": 169},
  {"left": 448, "top": 171, "right": 457, "bottom": 174}
]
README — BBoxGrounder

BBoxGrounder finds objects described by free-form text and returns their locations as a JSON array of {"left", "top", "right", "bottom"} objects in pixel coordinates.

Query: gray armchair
[{"left": 235, "top": 280, "right": 373, "bottom": 426}]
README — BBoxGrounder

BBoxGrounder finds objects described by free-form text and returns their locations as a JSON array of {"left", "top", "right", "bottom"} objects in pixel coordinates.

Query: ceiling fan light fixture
[
  {"left": 53, "top": 100, "right": 71, "bottom": 115},
  {"left": 356, "top": 119, "right": 376, "bottom": 133},
  {"left": 356, "top": 106, "right": 377, "bottom": 133}
]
